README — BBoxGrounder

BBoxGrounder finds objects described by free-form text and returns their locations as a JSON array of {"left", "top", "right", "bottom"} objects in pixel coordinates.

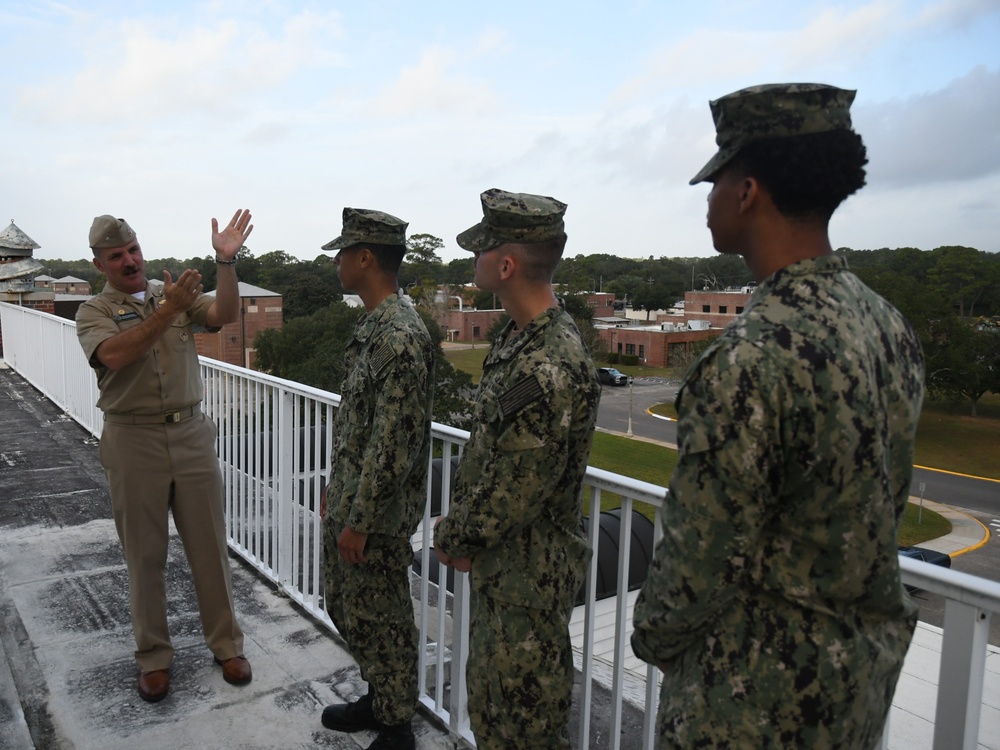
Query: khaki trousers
[{"left": 100, "top": 412, "right": 244, "bottom": 672}]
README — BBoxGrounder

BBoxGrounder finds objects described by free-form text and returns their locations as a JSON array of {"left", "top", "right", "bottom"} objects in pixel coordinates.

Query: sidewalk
[{"left": 910, "top": 499, "right": 991, "bottom": 557}]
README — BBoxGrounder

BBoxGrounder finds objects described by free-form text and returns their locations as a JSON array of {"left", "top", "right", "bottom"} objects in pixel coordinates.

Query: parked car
[
  {"left": 597, "top": 367, "right": 628, "bottom": 386},
  {"left": 898, "top": 545, "right": 951, "bottom": 594}
]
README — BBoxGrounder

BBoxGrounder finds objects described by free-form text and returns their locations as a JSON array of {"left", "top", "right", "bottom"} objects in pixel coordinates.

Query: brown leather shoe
[
  {"left": 214, "top": 655, "right": 252, "bottom": 685},
  {"left": 138, "top": 669, "right": 170, "bottom": 702}
]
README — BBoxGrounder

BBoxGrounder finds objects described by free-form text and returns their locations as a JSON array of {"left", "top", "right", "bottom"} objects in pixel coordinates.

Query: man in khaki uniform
[{"left": 76, "top": 210, "right": 254, "bottom": 702}]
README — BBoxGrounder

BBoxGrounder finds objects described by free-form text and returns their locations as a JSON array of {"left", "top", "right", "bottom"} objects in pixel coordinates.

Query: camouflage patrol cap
[
  {"left": 456, "top": 188, "right": 567, "bottom": 252},
  {"left": 690, "top": 83, "right": 857, "bottom": 185},
  {"left": 89, "top": 215, "right": 136, "bottom": 250},
  {"left": 320, "top": 207, "right": 408, "bottom": 251}
]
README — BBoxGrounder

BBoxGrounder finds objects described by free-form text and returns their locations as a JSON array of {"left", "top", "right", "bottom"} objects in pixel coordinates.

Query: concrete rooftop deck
[
  {"left": 1, "top": 359, "right": 998, "bottom": 749},
  {"left": 0, "top": 364, "right": 456, "bottom": 750}
]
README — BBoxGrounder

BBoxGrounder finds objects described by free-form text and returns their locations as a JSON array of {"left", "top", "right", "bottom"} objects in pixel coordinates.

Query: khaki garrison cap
[
  {"left": 456, "top": 188, "right": 567, "bottom": 253},
  {"left": 690, "top": 83, "right": 857, "bottom": 185},
  {"left": 89, "top": 215, "right": 136, "bottom": 250},
  {"left": 321, "top": 208, "right": 408, "bottom": 251}
]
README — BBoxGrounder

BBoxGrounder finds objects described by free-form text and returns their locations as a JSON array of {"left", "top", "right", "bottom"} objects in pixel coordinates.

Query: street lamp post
[{"left": 626, "top": 376, "right": 634, "bottom": 437}]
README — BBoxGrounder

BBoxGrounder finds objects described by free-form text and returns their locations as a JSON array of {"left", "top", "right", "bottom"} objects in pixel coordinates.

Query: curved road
[{"left": 597, "top": 376, "right": 1000, "bottom": 516}]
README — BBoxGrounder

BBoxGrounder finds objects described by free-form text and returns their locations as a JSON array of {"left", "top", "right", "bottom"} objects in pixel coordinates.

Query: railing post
[
  {"left": 641, "top": 502, "right": 665, "bottom": 750},
  {"left": 276, "top": 387, "right": 295, "bottom": 591},
  {"left": 932, "top": 600, "right": 989, "bottom": 750},
  {"left": 451, "top": 569, "right": 471, "bottom": 739},
  {"left": 609, "top": 499, "right": 634, "bottom": 750},
  {"left": 577, "top": 486, "right": 602, "bottom": 750}
]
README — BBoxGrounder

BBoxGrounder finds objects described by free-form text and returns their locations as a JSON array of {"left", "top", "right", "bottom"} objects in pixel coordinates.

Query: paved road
[{"left": 596, "top": 377, "right": 679, "bottom": 445}]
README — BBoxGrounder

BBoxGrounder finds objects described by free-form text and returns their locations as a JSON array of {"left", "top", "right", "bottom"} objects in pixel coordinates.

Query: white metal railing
[{"left": 2, "top": 300, "right": 998, "bottom": 750}]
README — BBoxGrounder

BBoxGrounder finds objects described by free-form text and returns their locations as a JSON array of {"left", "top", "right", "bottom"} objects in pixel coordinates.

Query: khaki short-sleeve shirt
[{"left": 76, "top": 280, "right": 216, "bottom": 415}]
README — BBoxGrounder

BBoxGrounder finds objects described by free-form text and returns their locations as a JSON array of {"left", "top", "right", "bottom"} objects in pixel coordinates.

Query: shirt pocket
[{"left": 167, "top": 313, "right": 194, "bottom": 351}]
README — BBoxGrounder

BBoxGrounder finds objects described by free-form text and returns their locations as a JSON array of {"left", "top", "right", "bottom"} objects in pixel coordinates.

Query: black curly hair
[{"left": 727, "top": 130, "right": 868, "bottom": 222}]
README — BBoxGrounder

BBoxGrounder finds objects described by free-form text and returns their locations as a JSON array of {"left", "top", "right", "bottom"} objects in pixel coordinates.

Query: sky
[{"left": 2, "top": 0, "right": 999, "bottom": 266}]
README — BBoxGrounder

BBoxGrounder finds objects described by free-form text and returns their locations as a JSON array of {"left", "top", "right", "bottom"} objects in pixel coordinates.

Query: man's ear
[
  {"left": 92, "top": 256, "right": 104, "bottom": 273},
  {"left": 498, "top": 251, "right": 517, "bottom": 281},
  {"left": 738, "top": 176, "right": 760, "bottom": 214}
]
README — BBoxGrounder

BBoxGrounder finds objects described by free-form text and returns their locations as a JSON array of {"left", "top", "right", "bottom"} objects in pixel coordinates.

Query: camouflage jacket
[
  {"left": 434, "top": 304, "right": 600, "bottom": 612},
  {"left": 631, "top": 256, "right": 925, "bottom": 747},
  {"left": 325, "top": 293, "right": 435, "bottom": 540}
]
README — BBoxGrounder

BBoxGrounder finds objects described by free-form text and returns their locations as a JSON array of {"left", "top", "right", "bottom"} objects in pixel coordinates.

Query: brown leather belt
[{"left": 103, "top": 405, "right": 201, "bottom": 425}]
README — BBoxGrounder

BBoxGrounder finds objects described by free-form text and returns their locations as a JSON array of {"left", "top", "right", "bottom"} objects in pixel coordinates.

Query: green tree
[
  {"left": 928, "top": 246, "right": 992, "bottom": 319},
  {"left": 472, "top": 289, "right": 499, "bottom": 310},
  {"left": 253, "top": 300, "right": 477, "bottom": 430},
  {"left": 253, "top": 302, "right": 360, "bottom": 392},
  {"left": 443, "top": 257, "right": 474, "bottom": 287},
  {"left": 604, "top": 273, "right": 644, "bottom": 305},
  {"left": 923, "top": 317, "right": 1000, "bottom": 417},
  {"left": 632, "top": 278, "right": 685, "bottom": 320},
  {"left": 401, "top": 234, "right": 445, "bottom": 290},
  {"left": 563, "top": 294, "right": 608, "bottom": 359}
]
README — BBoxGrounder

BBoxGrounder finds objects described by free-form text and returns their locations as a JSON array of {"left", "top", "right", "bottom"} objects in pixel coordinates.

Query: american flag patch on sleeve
[
  {"left": 369, "top": 342, "right": 396, "bottom": 379},
  {"left": 498, "top": 375, "right": 544, "bottom": 419}
]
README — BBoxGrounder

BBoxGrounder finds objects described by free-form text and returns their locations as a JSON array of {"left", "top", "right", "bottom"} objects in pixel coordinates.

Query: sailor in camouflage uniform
[
  {"left": 434, "top": 189, "right": 600, "bottom": 749},
  {"left": 632, "top": 84, "right": 925, "bottom": 749},
  {"left": 319, "top": 208, "right": 435, "bottom": 750}
]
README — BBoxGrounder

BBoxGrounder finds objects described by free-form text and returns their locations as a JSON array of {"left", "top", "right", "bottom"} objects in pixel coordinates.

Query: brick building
[
  {"left": 597, "top": 324, "right": 718, "bottom": 368},
  {"left": 51, "top": 276, "right": 92, "bottom": 295},
  {"left": 680, "top": 288, "right": 753, "bottom": 328},
  {"left": 195, "top": 281, "right": 283, "bottom": 369},
  {"left": 591, "top": 289, "right": 757, "bottom": 369},
  {"left": 436, "top": 307, "right": 506, "bottom": 342}
]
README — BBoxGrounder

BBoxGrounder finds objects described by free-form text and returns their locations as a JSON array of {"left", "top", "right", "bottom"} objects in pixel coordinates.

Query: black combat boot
[
  {"left": 321, "top": 686, "right": 379, "bottom": 732},
  {"left": 367, "top": 720, "right": 416, "bottom": 750}
]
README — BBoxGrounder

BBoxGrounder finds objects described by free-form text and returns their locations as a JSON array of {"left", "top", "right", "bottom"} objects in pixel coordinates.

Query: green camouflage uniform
[
  {"left": 435, "top": 304, "right": 600, "bottom": 750},
  {"left": 632, "top": 255, "right": 924, "bottom": 748},
  {"left": 323, "top": 291, "right": 435, "bottom": 726}
]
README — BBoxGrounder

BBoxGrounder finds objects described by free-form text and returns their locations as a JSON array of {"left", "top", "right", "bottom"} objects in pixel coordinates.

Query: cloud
[
  {"left": 857, "top": 65, "right": 1000, "bottom": 186},
  {"left": 611, "top": 1, "right": 900, "bottom": 105},
  {"left": 15, "top": 9, "right": 345, "bottom": 125},
  {"left": 369, "top": 42, "right": 500, "bottom": 117},
  {"left": 913, "top": 0, "right": 1000, "bottom": 30}
]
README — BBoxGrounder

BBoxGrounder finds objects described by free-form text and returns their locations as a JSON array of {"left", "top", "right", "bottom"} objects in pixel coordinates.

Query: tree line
[{"left": 40, "top": 241, "right": 1000, "bottom": 418}]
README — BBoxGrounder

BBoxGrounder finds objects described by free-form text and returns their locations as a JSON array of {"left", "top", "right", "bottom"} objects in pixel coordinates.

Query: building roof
[
  {"left": 34, "top": 274, "right": 55, "bottom": 281},
  {"left": 204, "top": 281, "right": 281, "bottom": 298},
  {"left": 0, "top": 258, "right": 45, "bottom": 281},
  {"left": 0, "top": 221, "right": 40, "bottom": 254},
  {"left": 54, "top": 275, "right": 88, "bottom": 283}
]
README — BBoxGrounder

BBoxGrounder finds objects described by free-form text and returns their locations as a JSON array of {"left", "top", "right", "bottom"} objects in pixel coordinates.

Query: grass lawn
[
  {"left": 915, "top": 393, "right": 1000, "bottom": 480},
  {"left": 899, "top": 501, "right": 952, "bottom": 546},
  {"left": 442, "top": 344, "right": 488, "bottom": 382},
  {"left": 652, "top": 395, "right": 1000, "bottom": 480},
  {"left": 586, "top": 431, "right": 950, "bottom": 545},
  {"left": 443, "top": 345, "right": 685, "bottom": 384}
]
